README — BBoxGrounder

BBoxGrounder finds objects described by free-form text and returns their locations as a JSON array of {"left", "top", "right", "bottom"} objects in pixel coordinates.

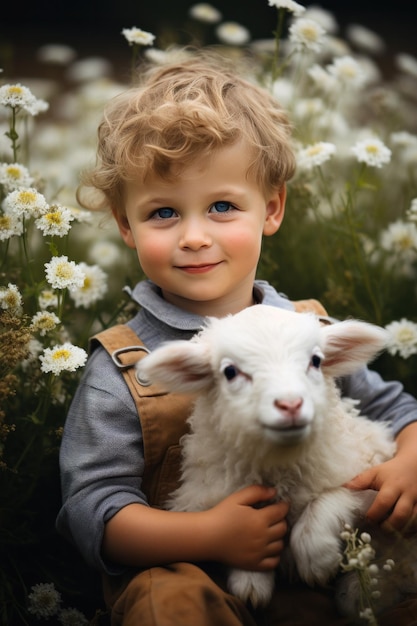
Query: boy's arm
[
  {"left": 345, "top": 422, "right": 417, "bottom": 532},
  {"left": 102, "top": 485, "right": 289, "bottom": 571}
]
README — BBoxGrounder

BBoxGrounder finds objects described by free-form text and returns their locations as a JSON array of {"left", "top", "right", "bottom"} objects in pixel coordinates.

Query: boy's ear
[
  {"left": 112, "top": 210, "right": 136, "bottom": 249},
  {"left": 263, "top": 185, "right": 286, "bottom": 236}
]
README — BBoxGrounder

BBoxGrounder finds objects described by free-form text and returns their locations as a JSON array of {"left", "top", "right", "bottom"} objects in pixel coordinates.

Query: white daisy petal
[{"left": 39, "top": 342, "right": 88, "bottom": 374}]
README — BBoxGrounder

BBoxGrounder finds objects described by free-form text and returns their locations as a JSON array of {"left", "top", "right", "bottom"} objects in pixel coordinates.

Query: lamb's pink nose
[{"left": 275, "top": 397, "right": 303, "bottom": 417}]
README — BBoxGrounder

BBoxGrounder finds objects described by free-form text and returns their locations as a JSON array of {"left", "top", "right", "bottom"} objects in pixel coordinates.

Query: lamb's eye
[
  {"left": 223, "top": 364, "right": 239, "bottom": 380},
  {"left": 311, "top": 354, "right": 321, "bottom": 369}
]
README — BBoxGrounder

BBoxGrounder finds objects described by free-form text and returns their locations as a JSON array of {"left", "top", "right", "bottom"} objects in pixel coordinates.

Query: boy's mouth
[{"left": 177, "top": 262, "right": 221, "bottom": 274}]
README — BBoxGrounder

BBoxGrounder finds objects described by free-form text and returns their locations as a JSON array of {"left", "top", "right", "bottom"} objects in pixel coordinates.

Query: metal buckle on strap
[
  {"left": 111, "top": 345, "right": 150, "bottom": 369},
  {"left": 111, "top": 345, "right": 152, "bottom": 386}
]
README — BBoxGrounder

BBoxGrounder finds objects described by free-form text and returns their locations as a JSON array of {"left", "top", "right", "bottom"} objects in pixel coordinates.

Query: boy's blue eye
[
  {"left": 210, "top": 201, "right": 232, "bottom": 213},
  {"left": 155, "top": 207, "right": 175, "bottom": 219}
]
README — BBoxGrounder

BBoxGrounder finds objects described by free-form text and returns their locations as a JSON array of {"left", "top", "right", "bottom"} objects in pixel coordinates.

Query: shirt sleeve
[
  {"left": 56, "top": 346, "right": 147, "bottom": 573},
  {"left": 339, "top": 366, "right": 417, "bottom": 436}
]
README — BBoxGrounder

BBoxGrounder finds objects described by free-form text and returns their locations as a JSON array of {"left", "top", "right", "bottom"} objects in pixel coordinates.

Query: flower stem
[
  {"left": 7, "top": 106, "right": 20, "bottom": 162},
  {"left": 271, "top": 8, "right": 286, "bottom": 83},
  {"left": 344, "top": 171, "right": 382, "bottom": 324}
]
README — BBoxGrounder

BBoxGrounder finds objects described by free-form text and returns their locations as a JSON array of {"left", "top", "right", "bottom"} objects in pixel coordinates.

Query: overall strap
[
  {"left": 292, "top": 298, "right": 328, "bottom": 317},
  {"left": 90, "top": 323, "right": 152, "bottom": 401},
  {"left": 91, "top": 325, "right": 192, "bottom": 508}
]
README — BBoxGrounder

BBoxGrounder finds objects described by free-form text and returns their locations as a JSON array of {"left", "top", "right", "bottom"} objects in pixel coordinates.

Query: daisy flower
[
  {"left": 21, "top": 338, "right": 43, "bottom": 370},
  {"left": 385, "top": 319, "right": 417, "bottom": 359},
  {"left": 0, "top": 162, "right": 34, "bottom": 191},
  {"left": 327, "top": 55, "right": 366, "bottom": 88},
  {"left": 37, "top": 44, "right": 77, "bottom": 65},
  {"left": 396, "top": 53, "right": 417, "bottom": 78},
  {"left": 0, "top": 283, "right": 23, "bottom": 312},
  {"left": 69, "top": 206, "right": 95, "bottom": 224},
  {"left": 44, "top": 255, "right": 86, "bottom": 291},
  {"left": 297, "top": 141, "right": 336, "bottom": 170},
  {"left": 66, "top": 57, "right": 112, "bottom": 83},
  {"left": 39, "top": 342, "right": 88, "bottom": 374},
  {"left": 3, "top": 188, "right": 48, "bottom": 219},
  {"left": 35, "top": 203, "right": 74, "bottom": 237},
  {"left": 289, "top": 18, "right": 326, "bottom": 53},
  {"left": 27, "top": 582, "right": 61, "bottom": 619},
  {"left": 26, "top": 97, "right": 49, "bottom": 116},
  {"left": 215, "top": 22, "right": 251, "bottom": 46},
  {"left": 69, "top": 263, "right": 108, "bottom": 308},
  {"left": 0, "top": 211, "right": 23, "bottom": 240},
  {"left": 303, "top": 6, "right": 338, "bottom": 33},
  {"left": 380, "top": 220, "right": 417, "bottom": 268},
  {"left": 294, "top": 97, "right": 325, "bottom": 120},
  {"left": 346, "top": 23, "right": 385, "bottom": 55},
  {"left": 58, "top": 607, "right": 89, "bottom": 626},
  {"left": 121, "top": 27, "right": 156, "bottom": 47},
  {"left": 271, "top": 78, "right": 295, "bottom": 107},
  {"left": 188, "top": 3, "right": 222, "bottom": 23},
  {"left": 351, "top": 137, "right": 391, "bottom": 168},
  {"left": 89, "top": 240, "right": 121, "bottom": 268},
  {"left": 307, "top": 64, "right": 339, "bottom": 93},
  {"left": 0, "top": 83, "right": 49, "bottom": 115},
  {"left": 381, "top": 220, "right": 417, "bottom": 260},
  {"left": 38, "top": 289, "right": 59, "bottom": 310},
  {"left": 30, "top": 311, "right": 61, "bottom": 336},
  {"left": 267, "top": 0, "right": 305, "bottom": 17},
  {"left": 390, "top": 131, "right": 417, "bottom": 149}
]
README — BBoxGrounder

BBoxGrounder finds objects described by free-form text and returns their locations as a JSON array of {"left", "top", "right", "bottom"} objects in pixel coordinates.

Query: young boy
[{"left": 57, "top": 52, "right": 417, "bottom": 625}]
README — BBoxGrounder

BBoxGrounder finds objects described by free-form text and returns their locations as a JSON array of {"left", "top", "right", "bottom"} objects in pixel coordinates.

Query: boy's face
[{"left": 114, "top": 141, "right": 286, "bottom": 317}]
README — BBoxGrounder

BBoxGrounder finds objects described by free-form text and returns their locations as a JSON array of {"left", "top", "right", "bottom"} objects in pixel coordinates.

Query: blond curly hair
[{"left": 78, "top": 50, "right": 296, "bottom": 214}]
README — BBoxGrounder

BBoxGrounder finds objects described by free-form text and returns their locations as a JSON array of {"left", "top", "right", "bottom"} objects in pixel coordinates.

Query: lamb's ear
[
  {"left": 321, "top": 320, "right": 388, "bottom": 377},
  {"left": 136, "top": 340, "right": 213, "bottom": 393}
]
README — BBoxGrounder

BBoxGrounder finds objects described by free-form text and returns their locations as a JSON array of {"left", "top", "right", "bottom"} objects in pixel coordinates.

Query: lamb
[{"left": 136, "top": 304, "right": 397, "bottom": 608}]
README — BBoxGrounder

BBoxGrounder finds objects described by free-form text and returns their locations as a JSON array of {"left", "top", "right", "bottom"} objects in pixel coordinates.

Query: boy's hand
[
  {"left": 207, "top": 485, "right": 289, "bottom": 571},
  {"left": 345, "top": 456, "right": 417, "bottom": 532},
  {"left": 345, "top": 422, "right": 417, "bottom": 533}
]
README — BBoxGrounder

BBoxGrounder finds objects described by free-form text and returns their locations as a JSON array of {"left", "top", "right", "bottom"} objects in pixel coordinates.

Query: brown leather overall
[{"left": 92, "top": 300, "right": 417, "bottom": 625}]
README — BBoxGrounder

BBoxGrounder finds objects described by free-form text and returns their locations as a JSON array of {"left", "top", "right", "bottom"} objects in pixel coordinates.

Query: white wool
[{"left": 137, "top": 305, "right": 396, "bottom": 606}]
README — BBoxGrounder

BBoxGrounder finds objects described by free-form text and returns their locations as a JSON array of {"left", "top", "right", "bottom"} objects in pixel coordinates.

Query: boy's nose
[{"left": 179, "top": 219, "right": 212, "bottom": 250}]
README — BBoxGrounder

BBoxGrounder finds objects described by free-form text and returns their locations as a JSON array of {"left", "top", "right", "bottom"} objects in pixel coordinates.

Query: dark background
[{"left": 1, "top": 1, "right": 416, "bottom": 80}]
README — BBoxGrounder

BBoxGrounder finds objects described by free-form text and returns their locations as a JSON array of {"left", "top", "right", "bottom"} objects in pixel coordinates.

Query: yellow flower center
[
  {"left": 81, "top": 276, "right": 91, "bottom": 291},
  {"left": 37, "top": 317, "right": 55, "bottom": 330},
  {"left": 8, "top": 86, "right": 24, "bottom": 96},
  {"left": 46, "top": 211, "right": 63, "bottom": 225},
  {"left": 4, "top": 293, "right": 20, "bottom": 307},
  {"left": 365, "top": 144, "right": 379, "bottom": 155},
  {"left": 397, "top": 327, "right": 415, "bottom": 343},
  {"left": 342, "top": 66, "right": 357, "bottom": 78},
  {"left": 307, "top": 145, "right": 323, "bottom": 156},
  {"left": 6, "top": 166, "right": 21, "bottom": 179},
  {"left": 0, "top": 215, "right": 11, "bottom": 229},
  {"left": 55, "top": 263, "right": 74, "bottom": 279},
  {"left": 18, "top": 190, "right": 37, "bottom": 205},
  {"left": 53, "top": 348, "right": 71, "bottom": 361},
  {"left": 396, "top": 234, "right": 414, "bottom": 250},
  {"left": 302, "top": 26, "right": 318, "bottom": 42}
]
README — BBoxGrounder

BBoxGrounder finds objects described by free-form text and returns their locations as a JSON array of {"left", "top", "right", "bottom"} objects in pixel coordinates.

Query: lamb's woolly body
[
  {"left": 137, "top": 304, "right": 396, "bottom": 606},
  {"left": 173, "top": 392, "right": 394, "bottom": 522}
]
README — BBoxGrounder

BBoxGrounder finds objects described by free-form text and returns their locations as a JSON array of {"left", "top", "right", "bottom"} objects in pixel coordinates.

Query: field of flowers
[{"left": 1, "top": 1, "right": 417, "bottom": 623}]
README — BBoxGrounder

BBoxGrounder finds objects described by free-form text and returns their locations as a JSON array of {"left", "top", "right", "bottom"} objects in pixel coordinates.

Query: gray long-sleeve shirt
[{"left": 56, "top": 279, "right": 417, "bottom": 574}]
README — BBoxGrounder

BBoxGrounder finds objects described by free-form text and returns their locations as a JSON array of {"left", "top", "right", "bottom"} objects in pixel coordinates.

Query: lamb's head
[{"left": 136, "top": 305, "right": 388, "bottom": 446}]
